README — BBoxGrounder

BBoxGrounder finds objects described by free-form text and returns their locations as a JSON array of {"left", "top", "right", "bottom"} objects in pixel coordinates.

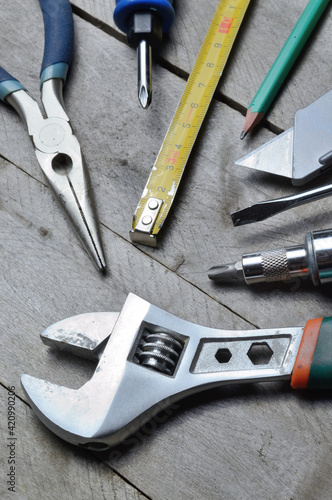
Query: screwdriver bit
[{"left": 208, "top": 229, "right": 332, "bottom": 288}]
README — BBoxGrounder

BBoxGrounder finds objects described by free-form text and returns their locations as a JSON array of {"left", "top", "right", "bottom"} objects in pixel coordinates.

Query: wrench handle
[{"left": 291, "top": 316, "right": 332, "bottom": 389}]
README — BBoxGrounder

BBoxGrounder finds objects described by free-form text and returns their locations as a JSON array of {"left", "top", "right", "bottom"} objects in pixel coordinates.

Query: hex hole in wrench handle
[
  {"left": 52, "top": 153, "right": 73, "bottom": 176},
  {"left": 215, "top": 348, "right": 232, "bottom": 364},
  {"left": 247, "top": 342, "right": 274, "bottom": 366}
]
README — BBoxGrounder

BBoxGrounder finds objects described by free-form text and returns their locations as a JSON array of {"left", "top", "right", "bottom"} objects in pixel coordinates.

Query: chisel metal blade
[
  {"left": 235, "top": 128, "right": 294, "bottom": 179},
  {"left": 236, "top": 90, "right": 332, "bottom": 186}
]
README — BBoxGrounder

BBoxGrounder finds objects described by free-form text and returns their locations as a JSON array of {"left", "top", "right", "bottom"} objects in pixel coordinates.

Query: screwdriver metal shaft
[
  {"left": 231, "top": 183, "right": 332, "bottom": 226},
  {"left": 113, "top": 0, "right": 175, "bottom": 109},
  {"left": 208, "top": 229, "right": 332, "bottom": 287},
  {"left": 137, "top": 39, "right": 152, "bottom": 108}
]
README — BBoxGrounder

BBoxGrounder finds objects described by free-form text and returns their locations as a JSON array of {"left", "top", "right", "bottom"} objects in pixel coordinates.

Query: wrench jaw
[
  {"left": 40, "top": 312, "right": 120, "bottom": 361},
  {"left": 20, "top": 362, "right": 186, "bottom": 450},
  {"left": 20, "top": 375, "right": 105, "bottom": 448},
  {"left": 20, "top": 294, "right": 191, "bottom": 450},
  {"left": 20, "top": 294, "right": 161, "bottom": 450},
  {"left": 20, "top": 373, "right": 143, "bottom": 450}
]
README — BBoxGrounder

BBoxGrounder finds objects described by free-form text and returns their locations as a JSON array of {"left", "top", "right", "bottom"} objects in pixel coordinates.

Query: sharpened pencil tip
[
  {"left": 241, "top": 109, "right": 265, "bottom": 136},
  {"left": 240, "top": 131, "right": 246, "bottom": 140}
]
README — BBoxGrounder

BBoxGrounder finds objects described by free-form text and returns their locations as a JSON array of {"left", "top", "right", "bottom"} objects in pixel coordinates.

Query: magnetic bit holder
[
  {"left": 242, "top": 228, "right": 332, "bottom": 286},
  {"left": 208, "top": 229, "right": 332, "bottom": 287},
  {"left": 21, "top": 293, "right": 303, "bottom": 450}
]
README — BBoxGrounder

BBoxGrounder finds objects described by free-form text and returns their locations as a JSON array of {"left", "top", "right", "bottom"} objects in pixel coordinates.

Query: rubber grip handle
[
  {"left": 39, "top": 0, "right": 74, "bottom": 84},
  {"left": 291, "top": 316, "right": 332, "bottom": 389},
  {"left": 114, "top": 0, "right": 175, "bottom": 34},
  {"left": 0, "top": 68, "right": 26, "bottom": 102}
]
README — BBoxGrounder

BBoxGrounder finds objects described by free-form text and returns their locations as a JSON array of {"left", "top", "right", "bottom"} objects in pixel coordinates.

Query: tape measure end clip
[{"left": 130, "top": 230, "right": 158, "bottom": 248}]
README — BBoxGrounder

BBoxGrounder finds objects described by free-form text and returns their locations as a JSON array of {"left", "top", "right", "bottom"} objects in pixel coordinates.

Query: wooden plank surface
[{"left": 1, "top": 0, "right": 332, "bottom": 499}]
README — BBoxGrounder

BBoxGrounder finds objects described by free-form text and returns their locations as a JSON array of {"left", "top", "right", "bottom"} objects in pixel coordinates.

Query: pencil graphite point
[{"left": 241, "top": 108, "right": 264, "bottom": 138}]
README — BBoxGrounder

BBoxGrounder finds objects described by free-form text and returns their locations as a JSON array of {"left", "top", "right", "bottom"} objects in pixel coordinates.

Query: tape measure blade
[{"left": 131, "top": 0, "right": 251, "bottom": 246}]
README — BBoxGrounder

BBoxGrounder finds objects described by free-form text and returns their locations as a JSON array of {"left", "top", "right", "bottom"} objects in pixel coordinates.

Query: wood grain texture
[{"left": 1, "top": 0, "right": 332, "bottom": 499}]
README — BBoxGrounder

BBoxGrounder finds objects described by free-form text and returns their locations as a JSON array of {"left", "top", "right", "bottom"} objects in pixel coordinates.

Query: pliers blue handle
[
  {"left": 0, "top": 0, "right": 106, "bottom": 271},
  {"left": 0, "top": 0, "right": 73, "bottom": 99}
]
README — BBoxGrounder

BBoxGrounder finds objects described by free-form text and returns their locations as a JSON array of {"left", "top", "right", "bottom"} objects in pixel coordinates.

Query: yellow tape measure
[{"left": 130, "top": 0, "right": 251, "bottom": 247}]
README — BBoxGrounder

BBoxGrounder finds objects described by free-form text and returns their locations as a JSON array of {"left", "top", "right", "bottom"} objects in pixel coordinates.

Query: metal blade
[
  {"left": 235, "top": 128, "right": 294, "bottom": 179},
  {"left": 292, "top": 89, "right": 332, "bottom": 185},
  {"left": 236, "top": 91, "right": 332, "bottom": 185}
]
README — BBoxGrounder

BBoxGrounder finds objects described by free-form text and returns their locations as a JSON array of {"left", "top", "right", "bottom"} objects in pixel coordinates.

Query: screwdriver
[
  {"left": 208, "top": 229, "right": 332, "bottom": 288},
  {"left": 113, "top": 0, "right": 175, "bottom": 109}
]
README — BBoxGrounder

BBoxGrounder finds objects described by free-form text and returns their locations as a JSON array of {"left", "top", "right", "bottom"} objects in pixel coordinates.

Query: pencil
[{"left": 241, "top": 0, "right": 330, "bottom": 139}]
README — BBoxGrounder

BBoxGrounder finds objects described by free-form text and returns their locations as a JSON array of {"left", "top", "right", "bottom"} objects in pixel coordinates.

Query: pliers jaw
[
  {"left": 36, "top": 147, "right": 107, "bottom": 271},
  {"left": 7, "top": 80, "right": 106, "bottom": 271}
]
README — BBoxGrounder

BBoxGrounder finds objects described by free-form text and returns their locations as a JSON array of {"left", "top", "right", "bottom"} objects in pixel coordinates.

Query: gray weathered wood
[
  {"left": 72, "top": 0, "right": 332, "bottom": 131},
  {"left": 1, "top": 0, "right": 332, "bottom": 499}
]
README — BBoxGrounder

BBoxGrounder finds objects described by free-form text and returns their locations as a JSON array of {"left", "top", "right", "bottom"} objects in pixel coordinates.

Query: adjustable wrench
[{"left": 21, "top": 293, "right": 332, "bottom": 450}]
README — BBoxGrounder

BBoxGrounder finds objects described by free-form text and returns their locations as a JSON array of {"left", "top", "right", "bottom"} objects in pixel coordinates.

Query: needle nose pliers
[{"left": 0, "top": 0, "right": 106, "bottom": 271}]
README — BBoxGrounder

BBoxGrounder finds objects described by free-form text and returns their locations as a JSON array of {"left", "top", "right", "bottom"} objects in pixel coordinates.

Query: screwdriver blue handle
[
  {"left": 0, "top": 0, "right": 74, "bottom": 102},
  {"left": 114, "top": 0, "right": 175, "bottom": 34},
  {"left": 39, "top": 0, "right": 74, "bottom": 84}
]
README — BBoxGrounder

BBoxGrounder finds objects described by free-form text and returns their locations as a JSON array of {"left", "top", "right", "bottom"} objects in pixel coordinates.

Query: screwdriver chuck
[{"left": 208, "top": 229, "right": 332, "bottom": 287}]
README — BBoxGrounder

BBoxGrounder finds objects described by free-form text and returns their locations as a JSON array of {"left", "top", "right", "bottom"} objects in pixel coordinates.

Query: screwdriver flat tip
[
  {"left": 138, "top": 40, "right": 152, "bottom": 109},
  {"left": 208, "top": 261, "right": 244, "bottom": 282}
]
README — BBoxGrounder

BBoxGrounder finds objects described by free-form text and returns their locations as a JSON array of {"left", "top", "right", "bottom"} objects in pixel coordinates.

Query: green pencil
[{"left": 241, "top": 0, "right": 330, "bottom": 139}]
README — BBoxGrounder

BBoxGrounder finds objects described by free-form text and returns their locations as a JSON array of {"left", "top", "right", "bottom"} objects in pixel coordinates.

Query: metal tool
[
  {"left": 113, "top": 0, "right": 175, "bottom": 109},
  {"left": 208, "top": 228, "right": 332, "bottom": 287},
  {"left": 21, "top": 293, "right": 332, "bottom": 450},
  {"left": 0, "top": 0, "right": 106, "bottom": 271},
  {"left": 130, "top": 0, "right": 251, "bottom": 247},
  {"left": 236, "top": 89, "right": 332, "bottom": 186},
  {"left": 231, "top": 182, "right": 332, "bottom": 226}
]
